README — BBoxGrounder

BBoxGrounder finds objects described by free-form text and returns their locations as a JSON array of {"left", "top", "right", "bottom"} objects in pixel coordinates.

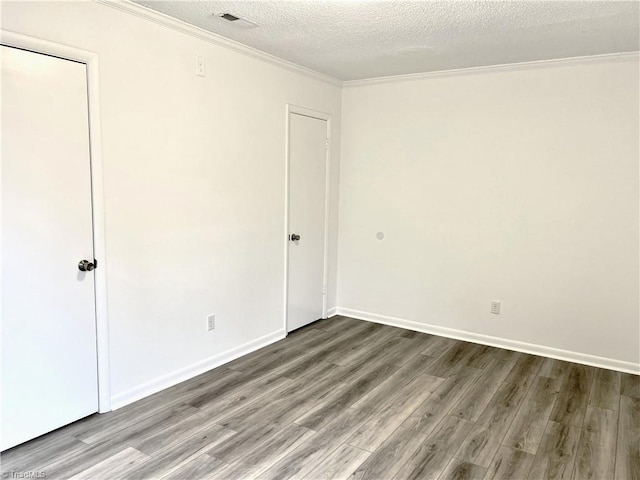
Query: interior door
[
  {"left": 287, "top": 112, "right": 327, "bottom": 332},
  {"left": 1, "top": 45, "right": 98, "bottom": 450}
]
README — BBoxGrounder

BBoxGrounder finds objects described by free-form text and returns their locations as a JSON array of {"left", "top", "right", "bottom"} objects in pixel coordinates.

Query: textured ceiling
[{"left": 131, "top": 1, "right": 640, "bottom": 81}]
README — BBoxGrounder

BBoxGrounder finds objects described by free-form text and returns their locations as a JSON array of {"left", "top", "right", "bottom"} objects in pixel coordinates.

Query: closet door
[{"left": 1, "top": 45, "right": 98, "bottom": 450}]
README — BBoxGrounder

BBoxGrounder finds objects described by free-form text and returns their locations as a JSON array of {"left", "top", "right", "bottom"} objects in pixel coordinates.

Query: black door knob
[
  {"left": 290, "top": 233, "right": 301, "bottom": 241},
  {"left": 78, "top": 259, "right": 96, "bottom": 272}
]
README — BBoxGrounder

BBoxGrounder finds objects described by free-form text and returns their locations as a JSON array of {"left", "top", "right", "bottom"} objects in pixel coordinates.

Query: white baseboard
[
  {"left": 326, "top": 306, "right": 337, "bottom": 318},
  {"left": 110, "top": 329, "right": 286, "bottom": 410},
  {"left": 332, "top": 307, "right": 639, "bottom": 375}
]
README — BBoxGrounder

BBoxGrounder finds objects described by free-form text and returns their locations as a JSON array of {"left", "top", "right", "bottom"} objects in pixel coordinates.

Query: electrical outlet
[
  {"left": 207, "top": 314, "right": 215, "bottom": 331},
  {"left": 195, "top": 56, "right": 206, "bottom": 77},
  {"left": 491, "top": 301, "right": 501, "bottom": 315}
]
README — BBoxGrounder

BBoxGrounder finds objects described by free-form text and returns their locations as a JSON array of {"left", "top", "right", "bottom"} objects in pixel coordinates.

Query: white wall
[
  {"left": 338, "top": 57, "right": 639, "bottom": 367},
  {"left": 1, "top": 1, "right": 342, "bottom": 405}
]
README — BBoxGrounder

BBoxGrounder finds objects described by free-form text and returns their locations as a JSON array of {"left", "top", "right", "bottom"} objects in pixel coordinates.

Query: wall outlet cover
[{"left": 491, "top": 301, "right": 501, "bottom": 315}]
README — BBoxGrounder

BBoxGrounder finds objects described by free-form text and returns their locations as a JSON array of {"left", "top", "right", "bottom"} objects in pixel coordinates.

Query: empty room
[{"left": 1, "top": 1, "right": 638, "bottom": 479}]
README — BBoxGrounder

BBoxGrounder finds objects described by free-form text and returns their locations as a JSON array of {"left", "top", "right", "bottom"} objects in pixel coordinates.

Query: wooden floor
[{"left": 2, "top": 316, "right": 639, "bottom": 480}]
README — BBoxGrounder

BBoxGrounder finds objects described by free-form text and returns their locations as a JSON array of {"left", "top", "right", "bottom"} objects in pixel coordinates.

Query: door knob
[
  {"left": 290, "top": 234, "right": 301, "bottom": 241},
  {"left": 78, "top": 259, "right": 96, "bottom": 272}
]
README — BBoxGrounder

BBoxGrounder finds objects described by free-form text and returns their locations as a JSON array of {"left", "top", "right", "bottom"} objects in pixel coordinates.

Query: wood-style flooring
[{"left": 2, "top": 316, "right": 639, "bottom": 479}]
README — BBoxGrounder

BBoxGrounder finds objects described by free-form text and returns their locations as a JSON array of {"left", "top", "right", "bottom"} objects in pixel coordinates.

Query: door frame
[
  {"left": 1, "top": 30, "right": 111, "bottom": 412},
  {"left": 284, "top": 105, "right": 331, "bottom": 333}
]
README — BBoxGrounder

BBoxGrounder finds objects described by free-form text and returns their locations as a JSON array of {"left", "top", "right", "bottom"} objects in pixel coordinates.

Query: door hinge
[{"left": 326, "top": 138, "right": 329, "bottom": 150}]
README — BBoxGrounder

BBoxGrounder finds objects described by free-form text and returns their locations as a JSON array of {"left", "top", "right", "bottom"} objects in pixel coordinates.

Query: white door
[
  {"left": 287, "top": 112, "right": 328, "bottom": 332},
  {"left": 1, "top": 46, "right": 98, "bottom": 450}
]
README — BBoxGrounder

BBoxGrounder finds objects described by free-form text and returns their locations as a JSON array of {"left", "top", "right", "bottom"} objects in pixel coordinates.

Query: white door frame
[
  {"left": 1, "top": 30, "right": 111, "bottom": 412},
  {"left": 284, "top": 104, "right": 331, "bottom": 333}
]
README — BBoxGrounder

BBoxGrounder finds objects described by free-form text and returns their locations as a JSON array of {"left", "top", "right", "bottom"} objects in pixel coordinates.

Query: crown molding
[
  {"left": 93, "top": 0, "right": 342, "bottom": 87},
  {"left": 343, "top": 51, "right": 640, "bottom": 87}
]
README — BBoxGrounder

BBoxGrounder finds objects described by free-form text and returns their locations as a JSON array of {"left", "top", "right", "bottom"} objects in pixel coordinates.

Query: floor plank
[
  {"left": 538, "top": 358, "right": 569, "bottom": 380},
  {"left": 293, "top": 362, "right": 399, "bottom": 430},
  {"left": 217, "top": 362, "right": 345, "bottom": 433},
  {"left": 439, "top": 458, "right": 487, "bottom": 480},
  {"left": 346, "top": 374, "right": 443, "bottom": 452},
  {"left": 615, "top": 395, "right": 640, "bottom": 480},
  {"left": 550, "top": 364, "right": 595, "bottom": 427},
  {"left": 332, "top": 325, "right": 403, "bottom": 366},
  {"left": 455, "top": 355, "right": 542, "bottom": 467},
  {"left": 422, "top": 336, "right": 460, "bottom": 357},
  {"left": 394, "top": 416, "right": 475, "bottom": 480},
  {"left": 215, "top": 423, "right": 314, "bottom": 479},
  {"left": 589, "top": 368, "right": 621, "bottom": 411},
  {"left": 423, "top": 341, "right": 495, "bottom": 377},
  {"left": 349, "top": 355, "right": 436, "bottom": 414},
  {"left": 30, "top": 403, "right": 201, "bottom": 478},
  {"left": 401, "top": 366, "right": 480, "bottom": 436},
  {"left": 448, "top": 358, "right": 514, "bottom": 421},
  {"left": 484, "top": 446, "right": 535, "bottom": 480},
  {"left": 348, "top": 427, "right": 427, "bottom": 480},
  {"left": 502, "top": 375, "right": 561, "bottom": 454},
  {"left": 160, "top": 454, "right": 227, "bottom": 480},
  {"left": 302, "top": 444, "right": 370, "bottom": 480},
  {"left": 68, "top": 447, "right": 150, "bottom": 480},
  {"left": 572, "top": 406, "right": 618, "bottom": 480},
  {"left": 528, "top": 421, "right": 581, "bottom": 479},
  {"left": 621, "top": 373, "right": 640, "bottom": 399},
  {"left": 124, "top": 425, "right": 235, "bottom": 480},
  {"left": 258, "top": 408, "right": 371, "bottom": 480}
]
